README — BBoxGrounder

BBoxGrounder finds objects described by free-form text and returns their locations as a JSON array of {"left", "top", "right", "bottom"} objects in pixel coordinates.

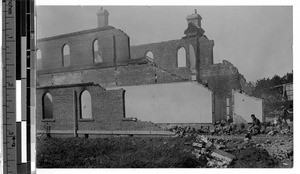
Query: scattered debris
[
  {"left": 244, "top": 138, "right": 250, "bottom": 142},
  {"left": 267, "top": 130, "right": 277, "bottom": 136},
  {"left": 192, "top": 142, "right": 203, "bottom": 148},
  {"left": 245, "top": 133, "right": 252, "bottom": 139},
  {"left": 265, "top": 140, "right": 271, "bottom": 144},
  {"left": 215, "top": 144, "right": 226, "bottom": 150},
  {"left": 211, "top": 149, "right": 236, "bottom": 164},
  {"left": 165, "top": 121, "right": 292, "bottom": 168},
  {"left": 166, "top": 119, "right": 292, "bottom": 137},
  {"left": 182, "top": 131, "right": 293, "bottom": 168},
  {"left": 188, "top": 135, "right": 237, "bottom": 168},
  {"left": 121, "top": 117, "right": 137, "bottom": 122},
  {"left": 191, "top": 149, "right": 202, "bottom": 159}
]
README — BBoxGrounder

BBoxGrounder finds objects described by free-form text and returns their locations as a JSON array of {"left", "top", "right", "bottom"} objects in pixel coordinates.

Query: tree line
[{"left": 251, "top": 72, "right": 293, "bottom": 99}]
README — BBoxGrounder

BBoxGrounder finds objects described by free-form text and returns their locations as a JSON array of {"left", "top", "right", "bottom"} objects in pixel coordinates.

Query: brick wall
[
  {"left": 116, "top": 64, "right": 185, "bottom": 86},
  {"left": 130, "top": 35, "right": 214, "bottom": 80},
  {"left": 37, "top": 27, "right": 130, "bottom": 70},
  {"left": 36, "top": 88, "right": 75, "bottom": 132},
  {"left": 199, "top": 36, "right": 214, "bottom": 67},
  {"left": 37, "top": 33, "right": 215, "bottom": 84},
  {"left": 130, "top": 39, "right": 196, "bottom": 69},
  {"left": 200, "top": 60, "right": 243, "bottom": 96},
  {"left": 37, "top": 25, "right": 215, "bottom": 87},
  {"left": 36, "top": 83, "right": 162, "bottom": 134},
  {"left": 37, "top": 62, "right": 185, "bottom": 88},
  {"left": 130, "top": 38, "right": 197, "bottom": 78},
  {"left": 77, "top": 88, "right": 125, "bottom": 131}
]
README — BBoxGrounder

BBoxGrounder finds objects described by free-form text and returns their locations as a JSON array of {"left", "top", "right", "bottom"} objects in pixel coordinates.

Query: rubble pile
[
  {"left": 166, "top": 120, "right": 293, "bottom": 168},
  {"left": 167, "top": 121, "right": 248, "bottom": 137},
  {"left": 184, "top": 134, "right": 292, "bottom": 168},
  {"left": 168, "top": 125, "right": 209, "bottom": 136},
  {"left": 167, "top": 120, "right": 292, "bottom": 137},
  {"left": 255, "top": 138, "right": 293, "bottom": 161},
  {"left": 189, "top": 135, "right": 237, "bottom": 168},
  {"left": 262, "top": 122, "right": 293, "bottom": 136}
]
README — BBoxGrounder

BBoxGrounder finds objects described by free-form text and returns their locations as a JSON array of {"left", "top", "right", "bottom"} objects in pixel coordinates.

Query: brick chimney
[{"left": 97, "top": 7, "right": 109, "bottom": 28}]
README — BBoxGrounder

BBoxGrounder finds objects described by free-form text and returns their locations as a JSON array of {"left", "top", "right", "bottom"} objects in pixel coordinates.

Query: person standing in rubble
[
  {"left": 249, "top": 114, "right": 261, "bottom": 135},
  {"left": 280, "top": 106, "right": 288, "bottom": 124}
]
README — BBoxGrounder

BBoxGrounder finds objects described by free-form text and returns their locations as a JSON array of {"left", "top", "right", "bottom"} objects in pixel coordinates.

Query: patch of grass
[{"left": 37, "top": 136, "right": 205, "bottom": 168}]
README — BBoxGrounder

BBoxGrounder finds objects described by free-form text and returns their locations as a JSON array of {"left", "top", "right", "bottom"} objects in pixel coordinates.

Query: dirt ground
[{"left": 36, "top": 133, "right": 293, "bottom": 168}]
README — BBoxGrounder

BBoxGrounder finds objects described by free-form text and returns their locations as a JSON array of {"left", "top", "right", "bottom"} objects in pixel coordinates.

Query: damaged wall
[
  {"left": 36, "top": 83, "right": 162, "bottom": 136},
  {"left": 130, "top": 38, "right": 196, "bottom": 80},
  {"left": 36, "top": 84, "right": 122, "bottom": 132},
  {"left": 201, "top": 60, "right": 252, "bottom": 95},
  {"left": 109, "top": 82, "right": 213, "bottom": 123},
  {"left": 201, "top": 60, "right": 242, "bottom": 96},
  {"left": 37, "top": 62, "right": 185, "bottom": 88},
  {"left": 37, "top": 26, "right": 130, "bottom": 70},
  {"left": 130, "top": 35, "right": 214, "bottom": 80},
  {"left": 198, "top": 36, "right": 214, "bottom": 67},
  {"left": 200, "top": 60, "right": 254, "bottom": 122},
  {"left": 233, "top": 90, "right": 263, "bottom": 123},
  {"left": 35, "top": 9, "right": 258, "bottom": 126}
]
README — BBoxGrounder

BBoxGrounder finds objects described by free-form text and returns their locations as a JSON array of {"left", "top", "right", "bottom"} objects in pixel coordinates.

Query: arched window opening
[
  {"left": 80, "top": 90, "right": 92, "bottom": 119},
  {"left": 93, "top": 39, "right": 103, "bottom": 63},
  {"left": 177, "top": 47, "right": 186, "bottom": 67},
  {"left": 42, "top": 93, "right": 53, "bottom": 119},
  {"left": 62, "top": 44, "right": 70, "bottom": 67},
  {"left": 37, "top": 49, "right": 42, "bottom": 70},
  {"left": 146, "top": 51, "right": 154, "bottom": 60}
]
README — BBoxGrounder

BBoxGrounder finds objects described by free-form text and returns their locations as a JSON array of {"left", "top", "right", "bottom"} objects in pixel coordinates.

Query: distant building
[{"left": 285, "top": 83, "right": 293, "bottom": 101}]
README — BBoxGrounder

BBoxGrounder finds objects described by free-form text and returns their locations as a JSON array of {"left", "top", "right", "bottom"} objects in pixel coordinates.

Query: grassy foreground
[{"left": 37, "top": 136, "right": 206, "bottom": 168}]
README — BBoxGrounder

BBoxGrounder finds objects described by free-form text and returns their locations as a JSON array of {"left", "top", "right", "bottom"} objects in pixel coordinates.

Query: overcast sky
[{"left": 36, "top": 6, "right": 292, "bottom": 82}]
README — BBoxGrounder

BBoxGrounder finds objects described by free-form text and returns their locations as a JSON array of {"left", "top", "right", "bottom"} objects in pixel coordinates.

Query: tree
[{"left": 251, "top": 71, "right": 293, "bottom": 98}]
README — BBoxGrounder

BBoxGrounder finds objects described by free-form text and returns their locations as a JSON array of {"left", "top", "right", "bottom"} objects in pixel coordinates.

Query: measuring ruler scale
[
  {"left": 2, "top": 0, "right": 17, "bottom": 173},
  {"left": 2, "top": 0, "right": 35, "bottom": 173}
]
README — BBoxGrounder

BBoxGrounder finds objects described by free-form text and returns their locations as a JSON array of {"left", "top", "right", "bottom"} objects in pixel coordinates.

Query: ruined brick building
[{"left": 36, "top": 8, "right": 262, "bottom": 136}]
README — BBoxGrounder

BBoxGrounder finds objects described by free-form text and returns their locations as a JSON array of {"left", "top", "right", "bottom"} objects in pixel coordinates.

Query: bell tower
[
  {"left": 186, "top": 9, "right": 202, "bottom": 27},
  {"left": 184, "top": 9, "right": 205, "bottom": 37}
]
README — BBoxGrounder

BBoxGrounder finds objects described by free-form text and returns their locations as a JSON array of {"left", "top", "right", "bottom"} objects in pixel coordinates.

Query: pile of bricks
[
  {"left": 190, "top": 135, "right": 236, "bottom": 168},
  {"left": 261, "top": 121, "right": 293, "bottom": 136},
  {"left": 168, "top": 125, "right": 209, "bottom": 136},
  {"left": 168, "top": 123, "right": 246, "bottom": 137}
]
